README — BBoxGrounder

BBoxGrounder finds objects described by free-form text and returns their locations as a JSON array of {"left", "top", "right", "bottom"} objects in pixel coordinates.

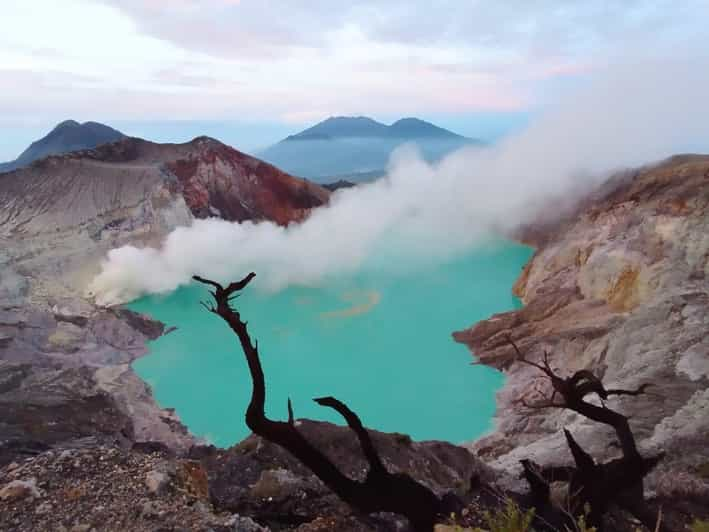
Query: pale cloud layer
[{"left": 1, "top": 1, "right": 707, "bottom": 127}]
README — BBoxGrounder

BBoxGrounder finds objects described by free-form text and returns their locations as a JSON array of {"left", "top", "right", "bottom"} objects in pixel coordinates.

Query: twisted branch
[
  {"left": 508, "top": 338, "right": 667, "bottom": 531},
  {"left": 194, "top": 274, "right": 450, "bottom": 532}
]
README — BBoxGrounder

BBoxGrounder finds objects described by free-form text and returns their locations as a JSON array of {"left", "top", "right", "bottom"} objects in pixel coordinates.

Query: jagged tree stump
[{"left": 508, "top": 338, "right": 668, "bottom": 531}]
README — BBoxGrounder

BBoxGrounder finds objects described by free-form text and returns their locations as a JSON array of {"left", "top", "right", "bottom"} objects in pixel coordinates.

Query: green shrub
[
  {"left": 696, "top": 462, "right": 709, "bottom": 479},
  {"left": 572, "top": 512, "right": 597, "bottom": 532},
  {"left": 690, "top": 519, "right": 709, "bottom": 532},
  {"left": 481, "top": 499, "right": 535, "bottom": 532}
]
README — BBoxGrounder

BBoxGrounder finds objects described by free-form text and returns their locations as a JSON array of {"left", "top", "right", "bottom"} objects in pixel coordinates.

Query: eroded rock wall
[{"left": 455, "top": 155, "right": 709, "bottom": 500}]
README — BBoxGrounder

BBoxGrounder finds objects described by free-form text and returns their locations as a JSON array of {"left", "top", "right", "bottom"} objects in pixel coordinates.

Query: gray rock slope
[{"left": 455, "top": 155, "right": 709, "bottom": 502}]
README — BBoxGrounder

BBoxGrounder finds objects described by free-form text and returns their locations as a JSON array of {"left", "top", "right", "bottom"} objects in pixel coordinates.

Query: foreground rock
[
  {"left": 0, "top": 445, "right": 232, "bottom": 531},
  {"left": 0, "top": 301, "right": 195, "bottom": 467},
  {"left": 0, "top": 422, "right": 496, "bottom": 531},
  {"left": 199, "top": 420, "right": 494, "bottom": 530},
  {"left": 454, "top": 155, "right": 709, "bottom": 516}
]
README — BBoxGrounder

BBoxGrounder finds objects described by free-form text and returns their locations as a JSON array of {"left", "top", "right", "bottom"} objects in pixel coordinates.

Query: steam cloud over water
[{"left": 90, "top": 60, "right": 709, "bottom": 305}]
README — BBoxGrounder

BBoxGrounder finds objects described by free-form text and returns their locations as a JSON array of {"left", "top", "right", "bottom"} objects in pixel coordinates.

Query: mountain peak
[
  {"left": 189, "top": 135, "right": 224, "bottom": 146},
  {"left": 281, "top": 115, "right": 464, "bottom": 143},
  {"left": 53, "top": 119, "right": 81, "bottom": 130},
  {"left": 0, "top": 120, "right": 126, "bottom": 173},
  {"left": 285, "top": 116, "right": 388, "bottom": 141},
  {"left": 388, "top": 117, "right": 463, "bottom": 139},
  {"left": 260, "top": 116, "right": 478, "bottom": 180},
  {"left": 391, "top": 117, "right": 424, "bottom": 125},
  {"left": 324, "top": 115, "right": 381, "bottom": 123}
]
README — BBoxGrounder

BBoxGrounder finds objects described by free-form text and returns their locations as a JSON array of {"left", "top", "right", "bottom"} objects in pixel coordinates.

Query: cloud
[
  {"left": 0, "top": 57, "right": 528, "bottom": 125},
  {"left": 89, "top": 57, "right": 709, "bottom": 305},
  {"left": 100, "top": 0, "right": 341, "bottom": 58},
  {"left": 3, "top": 1, "right": 708, "bottom": 129},
  {"left": 102, "top": 0, "right": 708, "bottom": 64}
]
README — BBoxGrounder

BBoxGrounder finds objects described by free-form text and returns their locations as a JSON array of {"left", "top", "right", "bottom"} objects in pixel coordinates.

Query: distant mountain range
[
  {"left": 2, "top": 116, "right": 479, "bottom": 186},
  {"left": 283, "top": 116, "right": 465, "bottom": 141},
  {"left": 0, "top": 120, "right": 125, "bottom": 173},
  {"left": 258, "top": 116, "right": 481, "bottom": 183}
]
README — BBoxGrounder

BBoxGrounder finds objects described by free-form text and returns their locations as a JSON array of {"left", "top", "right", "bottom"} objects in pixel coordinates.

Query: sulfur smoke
[{"left": 90, "top": 59, "right": 709, "bottom": 305}]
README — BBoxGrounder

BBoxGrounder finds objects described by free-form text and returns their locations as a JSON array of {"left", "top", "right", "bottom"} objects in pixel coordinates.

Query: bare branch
[
  {"left": 196, "top": 274, "right": 447, "bottom": 532},
  {"left": 199, "top": 300, "right": 216, "bottom": 313},
  {"left": 224, "top": 272, "right": 256, "bottom": 294},
  {"left": 509, "top": 338, "right": 667, "bottom": 530},
  {"left": 192, "top": 275, "right": 223, "bottom": 292},
  {"left": 314, "top": 396, "right": 386, "bottom": 474},
  {"left": 605, "top": 383, "right": 652, "bottom": 397},
  {"left": 518, "top": 398, "right": 566, "bottom": 410},
  {"left": 563, "top": 429, "right": 595, "bottom": 472},
  {"left": 506, "top": 336, "right": 556, "bottom": 379}
]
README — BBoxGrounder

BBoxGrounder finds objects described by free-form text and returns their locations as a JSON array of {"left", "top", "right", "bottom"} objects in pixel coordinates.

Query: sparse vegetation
[
  {"left": 480, "top": 499, "right": 535, "bottom": 532},
  {"left": 690, "top": 519, "right": 709, "bottom": 532},
  {"left": 570, "top": 511, "right": 597, "bottom": 532}
]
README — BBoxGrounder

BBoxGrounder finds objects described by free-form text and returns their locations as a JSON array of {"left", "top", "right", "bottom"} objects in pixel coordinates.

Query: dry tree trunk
[
  {"left": 508, "top": 338, "right": 670, "bottom": 532},
  {"left": 194, "top": 274, "right": 455, "bottom": 532}
]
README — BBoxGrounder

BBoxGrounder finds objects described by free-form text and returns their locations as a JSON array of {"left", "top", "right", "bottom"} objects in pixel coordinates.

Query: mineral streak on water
[{"left": 129, "top": 241, "right": 533, "bottom": 447}]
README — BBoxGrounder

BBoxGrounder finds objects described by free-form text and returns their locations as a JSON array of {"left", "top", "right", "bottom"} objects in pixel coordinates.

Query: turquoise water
[{"left": 129, "top": 241, "right": 532, "bottom": 447}]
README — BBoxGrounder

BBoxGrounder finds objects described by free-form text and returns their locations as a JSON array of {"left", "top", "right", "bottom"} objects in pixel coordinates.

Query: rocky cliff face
[
  {"left": 454, "top": 155, "right": 709, "bottom": 502},
  {"left": 168, "top": 137, "right": 329, "bottom": 225},
  {"left": 0, "top": 136, "right": 329, "bottom": 472}
]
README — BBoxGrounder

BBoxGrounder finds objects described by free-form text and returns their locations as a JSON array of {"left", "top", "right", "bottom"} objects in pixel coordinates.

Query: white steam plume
[{"left": 90, "top": 59, "right": 709, "bottom": 305}]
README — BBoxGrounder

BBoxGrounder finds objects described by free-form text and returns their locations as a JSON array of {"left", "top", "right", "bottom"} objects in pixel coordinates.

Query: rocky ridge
[
  {"left": 454, "top": 155, "right": 709, "bottom": 509},
  {"left": 0, "top": 136, "right": 329, "bottom": 300}
]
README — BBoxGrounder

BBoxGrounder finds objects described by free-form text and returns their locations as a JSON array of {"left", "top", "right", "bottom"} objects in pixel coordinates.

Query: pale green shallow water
[{"left": 129, "top": 241, "right": 533, "bottom": 447}]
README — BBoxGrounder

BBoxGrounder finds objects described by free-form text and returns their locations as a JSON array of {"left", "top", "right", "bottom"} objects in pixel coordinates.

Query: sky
[{"left": 1, "top": 0, "right": 708, "bottom": 159}]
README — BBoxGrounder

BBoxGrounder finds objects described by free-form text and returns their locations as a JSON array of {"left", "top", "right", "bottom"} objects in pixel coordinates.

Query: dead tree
[
  {"left": 508, "top": 338, "right": 668, "bottom": 532},
  {"left": 194, "top": 274, "right": 455, "bottom": 532}
]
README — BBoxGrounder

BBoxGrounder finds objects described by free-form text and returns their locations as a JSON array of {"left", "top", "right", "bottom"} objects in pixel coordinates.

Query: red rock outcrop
[
  {"left": 165, "top": 137, "right": 329, "bottom": 225},
  {"left": 0, "top": 136, "right": 329, "bottom": 238}
]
